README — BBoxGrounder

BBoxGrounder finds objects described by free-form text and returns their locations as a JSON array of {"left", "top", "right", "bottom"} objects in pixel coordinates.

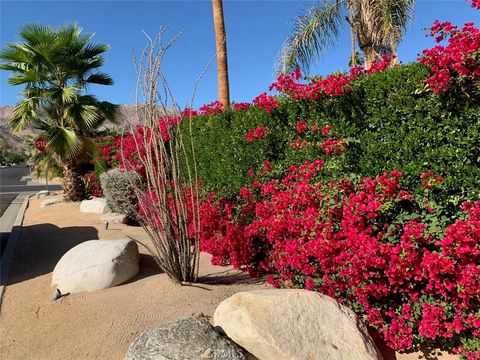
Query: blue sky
[{"left": 0, "top": 0, "right": 478, "bottom": 108}]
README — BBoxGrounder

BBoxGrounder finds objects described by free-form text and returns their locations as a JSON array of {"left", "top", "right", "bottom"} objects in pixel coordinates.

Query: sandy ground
[{"left": 0, "top": 196, "right": 459, "bottom": 360}]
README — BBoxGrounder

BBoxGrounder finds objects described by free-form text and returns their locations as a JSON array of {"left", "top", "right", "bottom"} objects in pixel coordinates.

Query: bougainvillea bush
[{"left": 197, "top": 145, "right": 480, "bottom": 357}]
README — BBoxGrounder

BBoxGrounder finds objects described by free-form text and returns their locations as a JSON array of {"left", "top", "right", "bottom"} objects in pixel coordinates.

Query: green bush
[
  {"left": 181, "top": 62, "right": 480, "bottom": 210},
  {"left": 99, "top": 169, "right": 143, "bottom": 220}
]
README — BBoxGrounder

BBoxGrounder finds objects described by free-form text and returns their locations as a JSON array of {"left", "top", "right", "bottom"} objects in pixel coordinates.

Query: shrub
[
  {"left": 99, "top": 169, "right": 143, "bottom": 220},
  {"left": 198, "top": 159, "right": 480, "bottom": 357},
  {"left": 180, "top": 62, "right": 480, "bottom": 209}
]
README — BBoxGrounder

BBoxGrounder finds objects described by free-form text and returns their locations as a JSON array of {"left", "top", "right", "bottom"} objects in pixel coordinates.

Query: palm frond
[
  {"left": 84, "top": 72, "right": 114, "bottom": 86},
  {"left": 278, "top": 0, "right": 346, "bottom": 74},
  {"left": 46, "top": 125, "right": 84, "bottom": 158},
  {"left": 9, "top": 96, "right": 42, "bottom": 133},
  {"left": 79, "top": 43, "right": 110, "bottom": 59},
  {"left": 379, "top": 0, "right": 415, "bottom": 47}
]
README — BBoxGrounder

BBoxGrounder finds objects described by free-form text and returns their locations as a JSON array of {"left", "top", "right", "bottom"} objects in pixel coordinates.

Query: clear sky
[{"left": 0, "top": 0, "right": 478, "bottom": 108}]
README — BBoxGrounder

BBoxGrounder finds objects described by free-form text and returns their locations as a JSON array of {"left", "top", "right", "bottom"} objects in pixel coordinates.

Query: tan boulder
[
  {"left": 52, "top": 239, "right": 139, "bottom": 294},
  {"left": 214, "top": 289, "right": 382, "bottom": 360}
]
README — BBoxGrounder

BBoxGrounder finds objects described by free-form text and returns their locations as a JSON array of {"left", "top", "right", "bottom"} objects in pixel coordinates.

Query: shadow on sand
[
  {"left": 4, "top": 223, "right": 99, "bottom": 286},
  {"left": 198, "top": 269, "right": 265, "bottom": 286}
]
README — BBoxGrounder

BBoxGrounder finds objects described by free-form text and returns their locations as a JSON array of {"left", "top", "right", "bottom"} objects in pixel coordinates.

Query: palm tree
[
  {"left": 211, "top": 0, "right": 230, "bottom": 107},
  {"left": 0, "top": 23, "right": 118, "bottom": 201},
  {"left": 279, "top": 0, "right": 414, "bottom": 73}
]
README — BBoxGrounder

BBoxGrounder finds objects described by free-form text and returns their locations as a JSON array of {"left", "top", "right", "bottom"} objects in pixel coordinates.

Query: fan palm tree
[
  {"left": 279, "top": 0, "right": 415, "bottom": 73},
  {"left": 212, "top": 0, "right": 230, "bottom": 107},
  {"left": 0, "top": 23, "right": 118, "bottom": 201}
]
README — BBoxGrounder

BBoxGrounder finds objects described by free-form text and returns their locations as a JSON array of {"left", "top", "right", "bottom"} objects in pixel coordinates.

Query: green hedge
[{"left": 181, "top": 62, "right": 480, "bottom": 207}]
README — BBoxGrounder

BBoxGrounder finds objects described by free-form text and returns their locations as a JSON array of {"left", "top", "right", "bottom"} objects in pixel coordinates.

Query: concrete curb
[{"left": 0, "top": 194, "right": 31, "bottom": 313}]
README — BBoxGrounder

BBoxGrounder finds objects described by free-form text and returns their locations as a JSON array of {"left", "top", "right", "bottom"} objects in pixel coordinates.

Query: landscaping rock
[
  {"left": 100, "top": 212, "right": 128, "bottom": 224},
  {"left": 124, "top": 318, "right": 246, "bottom": 360},
  {"left": 40, "top": 198, "right": 63, "bottom": 208},
  {"left": 52, "top": 239, "right": 139, "bottom": 294},
  {"left": 214, "top": 289, "right": 382, "bottom": 360},
  {"left": 80, "top": 197, "right": 107, "bottom": 214},
  {"left": 36, "top": 190, "right": 51, "bottom": 199}
]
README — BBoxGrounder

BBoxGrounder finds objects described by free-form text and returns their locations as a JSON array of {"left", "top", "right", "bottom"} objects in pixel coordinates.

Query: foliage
[
  {"left": 180, "top": 62, "right": 480, "bottom": 211},
  {"left": 197, "top": 147, "right": 480, "bottom": 357},
  {"left": 278, "top": 0, "right": 414, "bottom": 72},
  {"left": 99, "top": 169, "right": 143, "bottom": 220},
  {"left": 419, "top": 20, "right": 480, "bottom": 94},
  {"left": 0, "top": 23, "right": 117, "bottom": 200},
  {"left": 0, "top": 140, "right": 26, "bottom": 164}
]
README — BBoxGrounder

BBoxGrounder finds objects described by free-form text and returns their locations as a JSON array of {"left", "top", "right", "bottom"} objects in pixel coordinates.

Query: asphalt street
[
  {"left": 0, "top": 166, "right": 61, "bottom": 216},
  {"left": 0, "top": 166, "right": 62, "bottom": 257}
]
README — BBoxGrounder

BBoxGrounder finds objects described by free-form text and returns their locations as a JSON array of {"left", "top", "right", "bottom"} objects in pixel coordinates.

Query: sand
[{"left": 0, "top": 195, "right": 459, "bottom": 360}]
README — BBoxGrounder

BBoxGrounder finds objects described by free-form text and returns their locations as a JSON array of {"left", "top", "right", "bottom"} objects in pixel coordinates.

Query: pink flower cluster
[
  {"left": 269, "top": 55, "right": 395, "bottom": 100},
  {"left": 245, "top": 126, "right": 268, "bottom": 142},
  {"left": 252, "top": 93, "right": 280, "bottom": 113},
  {"left": 419, "top": 20, "right": 480, "bottom": 93},
  {"left": 199, "top": 100, "right": 225, "bottom": 115}
]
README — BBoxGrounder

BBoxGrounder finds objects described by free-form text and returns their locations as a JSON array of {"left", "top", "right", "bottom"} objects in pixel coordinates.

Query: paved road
[
  {"left": 0, "top": 166, "right": 62, "bottom": 216},
  {"left": 0, "top": 166, "right": 30, "bottom": 216},
  {"left": 0, "top": 166, "right": 62, "bottom": 257}
]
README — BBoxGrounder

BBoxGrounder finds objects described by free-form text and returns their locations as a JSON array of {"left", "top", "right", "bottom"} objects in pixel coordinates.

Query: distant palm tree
[
  {"left": 279, "top": 0, "right": 414, "bottom": 73},
  {"left": 0, "top": 24, "right": 117, "bottom": 201},
  {"left": 212, "top": 0, "right": 230, "bottom": 107}
]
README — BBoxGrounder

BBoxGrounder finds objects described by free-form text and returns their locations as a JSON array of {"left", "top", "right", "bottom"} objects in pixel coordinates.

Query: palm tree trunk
[
  {"left": 363, "top": 45, "right": 377, "bottom": 69},
  {"left": 212, "top": 0, "right": 230, "bottom": 108},
  {"left": 63, "top": 157, "right": 85, "bottom": 201},
  {"left": 348, "top": 4, "right": 356, "bottom": 68}
]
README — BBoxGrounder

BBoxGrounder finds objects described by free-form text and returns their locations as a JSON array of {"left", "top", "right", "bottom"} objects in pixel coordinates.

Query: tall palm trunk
[
  {"left": 212, "top": 0, "right": 230, "bottom": 108},
  {"left": 362, "top": 45, "right": 377, "bottom": 69},
  {"left": 63, "top": 157, "right": 85, "bottom": 201},
  {"left": 348, "top": 4, "right": 356, "bottom": 68}
]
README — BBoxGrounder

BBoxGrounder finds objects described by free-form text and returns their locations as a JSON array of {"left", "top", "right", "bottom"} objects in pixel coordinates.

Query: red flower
[{"left": 296, "top": 121, "right": 308, "bottom": 133}]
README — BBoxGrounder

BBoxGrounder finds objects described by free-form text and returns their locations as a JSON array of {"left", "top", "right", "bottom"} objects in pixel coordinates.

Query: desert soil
[{"left": 0, "top": 195, "right": 459, "bottom": 360}]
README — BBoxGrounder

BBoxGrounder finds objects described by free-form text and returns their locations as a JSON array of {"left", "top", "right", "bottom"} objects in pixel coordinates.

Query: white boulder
[
  {"left": 80, "top": 197, "right": 107, "bottom": 214},
  {"left": 100, "top": 212, "right": 128, "bottom": 224},
  {"left": 214, "top": 289, "right": 382, "bottom": 360},
  {"left": 52, "top": 239, "right": 139, "bottom": 294}
]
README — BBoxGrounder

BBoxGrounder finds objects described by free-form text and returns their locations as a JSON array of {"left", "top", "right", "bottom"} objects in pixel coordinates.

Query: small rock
[
  {"left": 40, "top": 198, "right": 63, "bottom": 208},
  {"left": 100, "top": 212, "right": 128, "bottom": 224},
  {"left": 124, "top": 318, "right": 246, "bottom": 360},
  {"left": 214, "top": 289, "right": 383, "bottom": 360},
  {"left": 36, "top": 190, "right": 51, "bottom": 199},
  {"left": 52, "top": 239, "right": 139, "bottom": 294},
  {"left": 80, "top": 197, "right": 107, "bottom": 214}
]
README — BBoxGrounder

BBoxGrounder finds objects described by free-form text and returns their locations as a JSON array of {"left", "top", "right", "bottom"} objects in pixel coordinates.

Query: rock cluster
[{"left": 124, "top": 289, "right": 382, "bottom": 360}]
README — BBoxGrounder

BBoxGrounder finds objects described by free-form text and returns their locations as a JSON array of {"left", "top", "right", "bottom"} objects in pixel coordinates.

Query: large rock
[
  {"left": 52, "top": 239, "right": 139, "bottom": 294},
  {"left": 214, "top": 289, "right": 382, "bottom": 360},
  {"left": 124, "top": 318, "right": 246, "bottom": 360},
  {"left": 101, "top": 212, "right": 128, "bottom": 224},
  {"left": 80, "top": 197, "right": 107, "bottom": 214}
]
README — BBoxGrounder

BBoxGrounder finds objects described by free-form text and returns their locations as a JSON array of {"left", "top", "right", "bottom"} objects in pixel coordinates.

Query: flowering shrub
[
  {"left": 420, "top": 20, "right": 480, "bottom": 93},
  {"left": 233, "top": 102, "right": 251, "bottom": 111},
  {"left": 252, "top": 92, "right": 280, "bottom": 113},
  {"left": 269, "top": 55, "right": 396, "bottom": 100},
  {"left": 82, "top": 171, "right": 102, "bottom": 198},
  {"left": 199, "top": 100, "right": 225, "bottom": 115},
  {"left": 199, "top": 158, "right": 480, "bottom": 356}
]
